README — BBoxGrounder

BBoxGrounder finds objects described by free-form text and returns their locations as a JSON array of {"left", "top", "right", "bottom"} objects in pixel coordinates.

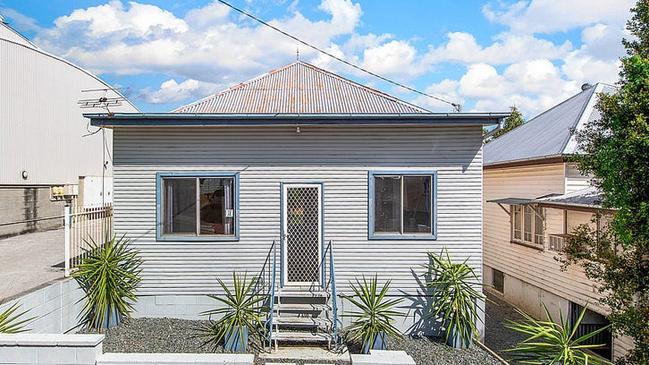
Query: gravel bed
[
  {"left": 389, "top": 336, "right": 503, "bottom": 365},
  {"left": 484, "top": 290, "right": 528, "bottom": 363},
  {"left": 80, "top": 317, "right": 219, "bottom": 353}
]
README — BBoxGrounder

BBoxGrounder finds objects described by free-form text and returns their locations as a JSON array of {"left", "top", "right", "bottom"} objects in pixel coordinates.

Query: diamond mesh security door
[{"left": 282, "top": 184, "right": 321, "bottom": 285}]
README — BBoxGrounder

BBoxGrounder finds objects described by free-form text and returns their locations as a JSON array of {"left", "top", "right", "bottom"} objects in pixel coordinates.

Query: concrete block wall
[
  {"left": 132, "top": 294, "right": 215, "bottom": 320},
  {"left": 351, "top": 350, "right": 416, "bottom": 365},
  {"left": 0, "top": 334, "right": 103, "bottom": 365},
  {"left": 96, "top": 353, "right": 255, "bottom": 365},
  {"left": 0, "top": 279, "right": 84, "bottom": 334},
  {"left": 0, "top": 187, "right": 64, "bottom": 238}
]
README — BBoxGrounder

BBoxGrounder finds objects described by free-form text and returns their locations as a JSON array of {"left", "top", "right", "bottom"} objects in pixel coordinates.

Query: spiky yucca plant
[
  {"left": 426, "top": 248, "right": 484, "bottom": 348},
  {"left": 344, "top": 275, "right": 403, "bottom": 353},
  {"left": 73, "top": 235, "right": 142, "bottom": 330},
  {"left": 0, "top": 303, "right": 34, "bottom": 333},
  {"left": 198, "top": 272, "right": 267, "bottom": 352},
  {"left": 507, "top": 305, "right": 612, "bottom": 365}
]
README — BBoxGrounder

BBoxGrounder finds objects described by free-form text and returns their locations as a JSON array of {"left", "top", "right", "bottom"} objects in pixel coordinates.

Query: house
[
  {"left": 0, "top": 16, "right": 137, "bottom": 238},
  {"left": 482, "top": 83, "right": 633, "bottom": 360},
  {"left": 85, "top": 61, "right": 506, "bottom": 344}
]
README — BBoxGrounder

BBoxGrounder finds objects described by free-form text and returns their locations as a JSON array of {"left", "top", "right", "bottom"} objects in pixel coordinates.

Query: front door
[{"left": 282, "top": 183, "right": 322, "bottom": 286}]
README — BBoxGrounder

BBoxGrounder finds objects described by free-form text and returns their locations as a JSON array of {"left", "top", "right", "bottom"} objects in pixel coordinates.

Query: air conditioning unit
[{"left": 50, "top": 184, "right": 78, "bottom": 201}]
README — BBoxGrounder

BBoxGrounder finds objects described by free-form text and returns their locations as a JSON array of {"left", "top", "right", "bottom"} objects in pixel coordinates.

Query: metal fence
[{"left": 64, "top": 202, "right": 113, "bottom": 276}]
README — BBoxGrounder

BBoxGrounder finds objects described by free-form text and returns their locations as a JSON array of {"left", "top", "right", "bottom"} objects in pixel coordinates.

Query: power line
[{"left": 216, "top": 0, "right": 462, "bottom": 112}]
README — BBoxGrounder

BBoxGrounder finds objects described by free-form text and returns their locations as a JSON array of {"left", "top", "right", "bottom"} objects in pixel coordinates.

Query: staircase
[{"left": 262, "top": 240, "right": 339, "bottom": 351}]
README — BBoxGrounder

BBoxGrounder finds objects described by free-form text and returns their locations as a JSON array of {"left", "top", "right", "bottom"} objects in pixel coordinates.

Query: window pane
[
  {"left": 534, "top": 208, "right": 544, "bottom": 244},
  {"left": 524, "top": 206, "right": 533, "bottom": 242},
  {"left": 374, "top": 176, "right": 401, "bottom": 233},
  {"left": 513, "top": 205, "right": 522, "bottom": 240},
  {"left": 199, "top": 178, "right": 235, "bottom": 235},
  {"left": 403, "top": 176, "right": 432, "bottom": 233},
  {"left": 163, "top": 178, "right": 196, "bottom": 234}
]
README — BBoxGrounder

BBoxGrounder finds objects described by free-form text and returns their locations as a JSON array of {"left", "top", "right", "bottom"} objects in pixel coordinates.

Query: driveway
[{"left": 0, "top": 229, "right": 65, "bottom": 301}]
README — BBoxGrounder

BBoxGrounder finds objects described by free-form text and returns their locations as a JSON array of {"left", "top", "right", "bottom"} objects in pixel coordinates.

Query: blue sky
[{"left": 0, "top": 0, "right": 632, "bottom": 115}]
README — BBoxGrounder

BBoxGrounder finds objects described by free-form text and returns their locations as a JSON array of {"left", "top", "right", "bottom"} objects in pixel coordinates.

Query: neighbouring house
[
  {"left": 85, "top": 61, "right": 507, "bottom": 346},
  {"left": 0, "top": 16, "right": 137, "bottom": 238},
  {"left": 482, "top": 83, "right": 633, "bottom": 361}
]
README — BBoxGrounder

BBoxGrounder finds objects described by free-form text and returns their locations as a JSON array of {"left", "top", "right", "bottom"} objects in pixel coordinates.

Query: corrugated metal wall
[
  {"left": 0, "top": 37, "right": 137, "bottom": 186},
  {"left": 112, "top": 125, "right": 484, "bottom": 297}
]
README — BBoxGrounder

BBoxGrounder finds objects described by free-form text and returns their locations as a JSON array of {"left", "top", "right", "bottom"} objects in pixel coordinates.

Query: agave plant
[
  {"left": 344, "top": 275, "right": 403, "bottom": 353},
  {"left": 507, "top": 305, "right": 612, "bottom": 365},
  {"left": 426, "top": 248, "right": 484, "bottom": 348},
  {"left": 198, "top": 272, "right": 267, "bottom": 352},
  {"left": 0, "top": 303, "right": 35, "bottom": 333},
  {"left": 73, "top": 234, "right": 142, "bottom": 330}
]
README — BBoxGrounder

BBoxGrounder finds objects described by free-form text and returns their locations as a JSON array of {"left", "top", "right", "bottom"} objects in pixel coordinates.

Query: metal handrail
[
  {"left": 256, "top": 240, "right": 278, "bottom": 350},
  {"left": 327, "top": 240, "right": 339, "bottom": 345}
]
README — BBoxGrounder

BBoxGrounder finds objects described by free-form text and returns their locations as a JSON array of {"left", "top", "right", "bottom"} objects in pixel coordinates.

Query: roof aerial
[{"left": 484, "top": 82, "right": 617, "bottom": 167}]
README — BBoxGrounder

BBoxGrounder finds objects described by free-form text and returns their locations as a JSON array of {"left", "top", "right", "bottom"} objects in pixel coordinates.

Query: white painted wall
[
  {"left": 112, "top": 124, "right": 485, "bottom": 333},
  {"left": 0, "top": 32, "right": 137, "bottom": 186}
]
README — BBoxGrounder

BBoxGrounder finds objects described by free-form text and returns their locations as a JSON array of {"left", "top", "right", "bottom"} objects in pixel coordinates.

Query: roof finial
[{"left": 296, "top": 46, "right": 300, "bottom": 61}]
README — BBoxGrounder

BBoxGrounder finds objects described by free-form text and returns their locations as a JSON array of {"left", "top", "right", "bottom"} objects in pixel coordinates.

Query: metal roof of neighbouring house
[
  {"left": 484, "top": 83, "right": 617, "bottom": 167},
  {"left": 173, "top": 61, "right": 429, "bottom": 114}
]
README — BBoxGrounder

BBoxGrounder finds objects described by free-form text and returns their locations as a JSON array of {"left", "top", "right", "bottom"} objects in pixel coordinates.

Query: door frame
[{"left": 280, "top": 182, "right": 324, "bottom": 287}]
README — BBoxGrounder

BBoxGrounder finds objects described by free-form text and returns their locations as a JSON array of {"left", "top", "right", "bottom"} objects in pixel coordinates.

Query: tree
[
  {"left": 560, "top": 2, "right": 649, "bottom": 364},
  {"left": 486, "top": 106, "right": 524, "bottom": 142}
]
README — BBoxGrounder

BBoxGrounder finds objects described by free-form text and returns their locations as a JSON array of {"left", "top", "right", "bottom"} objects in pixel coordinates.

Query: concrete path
[{"left": 0, "top": 229, "right": 65, "bottom": 302}]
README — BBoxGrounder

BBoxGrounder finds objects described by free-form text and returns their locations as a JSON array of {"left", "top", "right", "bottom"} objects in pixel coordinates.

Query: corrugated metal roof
[
  {"left": 539, "top": 187, "right": 603, "bottom": 208},
  {"left": 484, "top": 83, "right": 616, "bottom": 167},
  {"left": 173, "top": 61, "right": 428, "bottom": 114}
]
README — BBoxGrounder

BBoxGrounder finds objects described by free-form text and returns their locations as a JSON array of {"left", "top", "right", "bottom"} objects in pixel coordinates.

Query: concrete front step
[
  {"left": 271, "top": 330, "right": 333, "bottom": 343},
  {"left": 277, "top": 290, "right": 329, "bottom": 298}
]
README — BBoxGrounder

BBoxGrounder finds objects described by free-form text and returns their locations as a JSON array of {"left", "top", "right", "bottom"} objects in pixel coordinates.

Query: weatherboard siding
[
  {"left": 483, "top": 163, "right": 632, "bottom": 359},
  {"left": 112, "top": 125, "right": 483, "bottom": 297}
]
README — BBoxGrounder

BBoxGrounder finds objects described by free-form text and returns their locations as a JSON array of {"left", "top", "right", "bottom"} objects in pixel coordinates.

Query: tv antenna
[{"left": 77, "top": 87, "right": 125, "bottom": 115}]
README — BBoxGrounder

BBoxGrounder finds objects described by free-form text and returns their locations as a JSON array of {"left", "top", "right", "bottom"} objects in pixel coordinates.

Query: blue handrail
[
  {"left": 328, "top": 240, "right": 339, "bottom": 344},
  {"left": 259, "top": 240, "right": 278, "bottom": 350}
]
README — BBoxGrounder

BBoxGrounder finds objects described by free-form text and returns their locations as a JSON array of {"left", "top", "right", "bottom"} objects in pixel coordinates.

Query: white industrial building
[{"left": 0, "top": 16, "right": 138, "bottom": 237}]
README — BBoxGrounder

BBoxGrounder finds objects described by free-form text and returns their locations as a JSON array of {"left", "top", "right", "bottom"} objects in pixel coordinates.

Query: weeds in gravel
[
  {"left": 73, "top": 234, "right": 143, "bottom": 330},
  {"left": 506, "top": 304, "right": 612, "bottom": 365}
]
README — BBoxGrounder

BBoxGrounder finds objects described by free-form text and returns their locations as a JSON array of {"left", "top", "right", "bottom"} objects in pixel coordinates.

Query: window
[
  {"left": 369, "top": 172, "right": 435, "bottom": 239},
  {"left": 492, "top": 268, "right": 504, "bottom": 293},
  {"left": 510, "top": 204, "right": 544, "bottom": 247},
  {"left": 157, "top": 173, "right": 238, "bottom": 241}
]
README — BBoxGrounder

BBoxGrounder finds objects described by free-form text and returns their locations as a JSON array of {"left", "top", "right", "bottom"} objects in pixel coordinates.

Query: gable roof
[
  {"left": 484, "top": 83, "right": 616, "bottom": 167},
  {"left": 173, "top": 61, "right": 429, "bottom": 114}
]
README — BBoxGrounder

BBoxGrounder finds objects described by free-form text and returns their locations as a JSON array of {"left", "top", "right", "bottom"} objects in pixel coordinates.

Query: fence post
[{"left": 64, "top": 204, "right": 71, "bottom": 277}]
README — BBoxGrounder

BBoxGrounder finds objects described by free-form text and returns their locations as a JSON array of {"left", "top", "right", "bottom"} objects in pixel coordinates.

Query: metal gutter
[{"left": 85, "top": 112, "right": 509, "bottom": 127}]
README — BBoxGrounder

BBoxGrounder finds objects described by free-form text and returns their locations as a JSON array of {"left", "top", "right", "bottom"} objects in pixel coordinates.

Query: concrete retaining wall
[
  {"left": 97, "top": 353, "right": 255, "bottom": 365},
  {"left": 0, "top": 279, "right": 84, "bottom": 333},
  {"left": 0, "top": 187, "right": 64, "bottom": 239},
  {"left": 351, "top": 350, "right": 416, "bottom": 365},
  {"left": 0, "top": 334, "right": 103, "bottom": 365}
]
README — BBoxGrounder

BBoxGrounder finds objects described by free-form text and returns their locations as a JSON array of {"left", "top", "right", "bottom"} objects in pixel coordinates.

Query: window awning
[
  {"left": 487, "top": 188, "right": 613, "bottom": 213},
  {"left": 487, "top": 198, "right": 536, "bottom": 205}
]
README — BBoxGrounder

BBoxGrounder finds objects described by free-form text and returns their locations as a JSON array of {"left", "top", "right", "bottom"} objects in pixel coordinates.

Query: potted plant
[
  {"left": 0, "top": 302, "right": 34, "bottom": 333},
  {"left": 426, "top": 248, "right": 484, "bottom": 349},
  {"left": 345, "top": 275, "right": 403, "bottom": 353},
  {"left": 507, "top": 304, "right": 612, "bottom": 364},
  {"left": 73, "top": 235, "right": 142, "bottom": 330},
  {"left": 199, "top": 272, "right": 267, "bottom": 352}
]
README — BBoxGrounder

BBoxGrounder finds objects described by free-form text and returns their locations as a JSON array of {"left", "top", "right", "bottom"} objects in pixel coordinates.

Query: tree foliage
[
  {"left": 486, "top": 106, "right": 525, "bottom": 142},
  {"left": 561, "top": 2, "right": 649, "bottom": 364}
]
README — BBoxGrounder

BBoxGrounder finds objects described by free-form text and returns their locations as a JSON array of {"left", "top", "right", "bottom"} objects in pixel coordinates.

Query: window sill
[
  {"left": 510, "top": 240, "right": 544, "bottom": 251},
  {"left": 369, "top": 233, "right": 437, "bottom": 240},
  {"left": 156, "top": 235, "right": 240, "bottom": 242}
]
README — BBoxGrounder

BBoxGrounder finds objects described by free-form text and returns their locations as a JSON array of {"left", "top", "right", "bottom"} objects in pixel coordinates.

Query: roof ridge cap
[{"left": 296, "top": 61, "right": 429, "bottom": 113}]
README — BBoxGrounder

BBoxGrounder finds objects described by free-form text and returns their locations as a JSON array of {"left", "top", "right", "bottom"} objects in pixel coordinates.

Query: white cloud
[
  {"left": 483, "top": 0, "right": 634, "bottom": 33},
  {"left": 425, "top": 32, "right": 572, "bottom": 65},
  {"left": 361, "top": 40, "right": 426, "bottom": 78},
  {"left": 143, "top": 78, "right": 223, "bottom": 104}
]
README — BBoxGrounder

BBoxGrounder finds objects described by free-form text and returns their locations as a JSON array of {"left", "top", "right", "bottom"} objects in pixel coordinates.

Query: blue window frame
[
  {"left": 368, "top": 171, "right": 437, "bottom": 240},
  {"left": 156, "top": 172, "right": 240, "bottom": 241}
]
